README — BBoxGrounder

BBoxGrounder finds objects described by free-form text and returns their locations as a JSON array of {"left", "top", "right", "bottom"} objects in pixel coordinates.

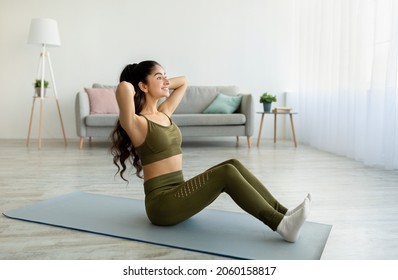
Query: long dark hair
[{"left": 110, "top": 60, "right": 161, "bottom": 181}]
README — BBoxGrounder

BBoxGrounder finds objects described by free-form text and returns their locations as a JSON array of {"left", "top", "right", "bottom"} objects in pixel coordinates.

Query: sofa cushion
[
  {"left": 172, "top": 114, "right": 246, "bottom": 126},
  {"left": 173, "top": 86, "right": 239, "bottom": 114},
  {"left": 85, "top": 114, "right": 118, "bottom": 126},
  {"left": 92, "top": 83, "right": 117, "bottom": 92},
  {"left": 85, "top": 88, "right": 119, "bottom": 114},
  {"left": 203, "top": 93, "right": 242, "bottom": 114}
]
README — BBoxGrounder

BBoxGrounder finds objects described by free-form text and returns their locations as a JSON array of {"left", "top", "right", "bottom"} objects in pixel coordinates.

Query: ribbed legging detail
[{"left": 144, "top": 159, "right": 287, "bottom": 231}]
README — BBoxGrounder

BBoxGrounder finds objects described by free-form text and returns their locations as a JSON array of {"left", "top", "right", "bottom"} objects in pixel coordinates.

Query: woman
[{"left": 110, "top": 60, "right": 311, "bottom": 242}]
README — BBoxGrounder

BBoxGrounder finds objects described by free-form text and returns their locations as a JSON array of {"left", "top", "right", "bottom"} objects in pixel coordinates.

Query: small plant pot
[
  {"left": 263, "top": 102, "right": 272, "bottom": 112},
  {"left": 35, "top": 87, "right": 47, "bottom": 97}
]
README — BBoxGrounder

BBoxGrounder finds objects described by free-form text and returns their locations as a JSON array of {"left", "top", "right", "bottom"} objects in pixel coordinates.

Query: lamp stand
[{"left": 26, "top": 44, "right": 67, "bottom": 149}]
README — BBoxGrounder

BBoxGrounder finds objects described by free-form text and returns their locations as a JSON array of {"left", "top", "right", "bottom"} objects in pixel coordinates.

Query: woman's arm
[
  {"left": 115, "top": 81, "right": 136, "bottom": 128},
  {"left": 115, "top": 81, "right": 146, "bottom": 146},
  {"left": 159, "top": 76, "right": 188, "bottom": 116}
]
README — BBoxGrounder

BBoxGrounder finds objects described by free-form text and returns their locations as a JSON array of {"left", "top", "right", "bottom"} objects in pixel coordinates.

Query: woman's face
[{"left": 145, "top": 65, "right": 170, "bottom": 98}]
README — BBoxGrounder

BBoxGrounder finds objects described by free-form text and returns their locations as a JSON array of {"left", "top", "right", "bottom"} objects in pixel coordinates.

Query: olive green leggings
[{"left": 144, "top": 158, "right": 288, "bottom": 231}]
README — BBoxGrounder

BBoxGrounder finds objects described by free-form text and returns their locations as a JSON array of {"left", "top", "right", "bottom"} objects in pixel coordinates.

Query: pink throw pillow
[{"left": 85, "top": 88, "right": 119, "bottom": 114}]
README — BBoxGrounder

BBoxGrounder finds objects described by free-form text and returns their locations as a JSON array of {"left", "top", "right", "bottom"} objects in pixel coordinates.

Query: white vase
[{"left": 35, "top": 88, "right": 46, "bottom": 97}]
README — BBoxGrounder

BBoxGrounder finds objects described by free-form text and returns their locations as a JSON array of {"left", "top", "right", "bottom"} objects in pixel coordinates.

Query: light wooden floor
[{"left": 1, "top": 138, "right": 397, "bottom": 260}]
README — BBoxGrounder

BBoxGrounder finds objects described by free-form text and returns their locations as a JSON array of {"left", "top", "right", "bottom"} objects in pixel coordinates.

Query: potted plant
[
  {"left": 259, "top": 92, "right": 277, "bottom": 112},
  {"left": 34, "top": 79, "right": 49, "bottom": 97}
]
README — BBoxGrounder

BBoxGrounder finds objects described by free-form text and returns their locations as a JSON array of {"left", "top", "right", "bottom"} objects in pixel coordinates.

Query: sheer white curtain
[{"left": 291, "top": 0, "right": 398, "bottom": 169}]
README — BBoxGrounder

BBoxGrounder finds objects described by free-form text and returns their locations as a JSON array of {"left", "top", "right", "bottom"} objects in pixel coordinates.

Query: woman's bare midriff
[{"left": 143, "top": 154, "right": 183, "bottom": 182}]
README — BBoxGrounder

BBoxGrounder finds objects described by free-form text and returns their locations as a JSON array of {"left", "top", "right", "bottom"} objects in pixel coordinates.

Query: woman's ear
[{"left": 138, "top": 81, "right": 148, "bottom": 93}]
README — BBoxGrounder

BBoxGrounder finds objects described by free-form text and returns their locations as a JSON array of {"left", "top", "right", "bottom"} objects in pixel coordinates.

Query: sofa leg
[
  {"left": 236, "top": 136, "right": 239, "bottom": 147},
  {"left": 79, "top": 137, "right": 84, "bottom": 149},
  {"left": 89, "top": 137, "right": 93, "bottom": 146},
  {"left": 247, "top": 136, "right": 252, "bottom": 148}
]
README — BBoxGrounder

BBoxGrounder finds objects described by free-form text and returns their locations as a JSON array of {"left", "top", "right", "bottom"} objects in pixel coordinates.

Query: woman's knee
[
  {"left": 214, "top": 163, "right": 240, "bottom": 178},
  {"left": 224, "top": 158, "right": 242, "bottom": 167},
  {"left": 228, "top": 159, "right": 245, "bottom": 170}
]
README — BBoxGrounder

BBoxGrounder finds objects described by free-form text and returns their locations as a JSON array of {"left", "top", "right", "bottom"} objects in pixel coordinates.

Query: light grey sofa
[{"left": 75, "top": 84, "right": 254, "bottom": 149}]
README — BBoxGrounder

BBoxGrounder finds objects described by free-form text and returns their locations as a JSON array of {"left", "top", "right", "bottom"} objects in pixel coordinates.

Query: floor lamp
[{"left": 26, "top": 18, "right": 67, "bottom": 149}]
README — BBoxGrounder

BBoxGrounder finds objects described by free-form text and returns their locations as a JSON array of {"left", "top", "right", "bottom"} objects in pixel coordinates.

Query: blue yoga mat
[{"left": 3, "top": 192, "right": 332, "bottom": 260}]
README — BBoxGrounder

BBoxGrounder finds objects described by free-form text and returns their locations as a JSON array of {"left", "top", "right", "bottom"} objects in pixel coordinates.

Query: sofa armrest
[
  {"left": 75, "top": 91, "right": 90, "bottom": 137},
  {"left": 240, "top": 94, "right": 255, "bottom": 136}
]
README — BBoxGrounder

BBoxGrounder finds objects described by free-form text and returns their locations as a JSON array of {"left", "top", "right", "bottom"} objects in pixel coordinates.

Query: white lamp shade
[{"left": 27, "top": 18, "right": 61, "bottom": 47}]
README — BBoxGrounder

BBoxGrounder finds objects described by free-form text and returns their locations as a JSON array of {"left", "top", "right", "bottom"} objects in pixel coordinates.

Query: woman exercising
[{"left": 110, "top": 60, "right": 311, "bottom": 242}]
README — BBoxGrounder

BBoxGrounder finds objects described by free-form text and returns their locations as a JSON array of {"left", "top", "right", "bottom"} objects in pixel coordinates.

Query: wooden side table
[{"left": 256, "top": 111, "right": 298, "bottom": 147}]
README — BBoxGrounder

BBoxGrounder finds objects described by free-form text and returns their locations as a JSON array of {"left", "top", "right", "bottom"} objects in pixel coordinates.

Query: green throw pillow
[{"left": 203, "top": 93, "right": 242, "bottom": 114}]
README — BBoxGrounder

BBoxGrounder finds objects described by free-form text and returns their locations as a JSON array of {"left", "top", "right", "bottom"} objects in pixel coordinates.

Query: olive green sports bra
[{"left": 135, "top": 112, "right": 182, "bottom": 166}]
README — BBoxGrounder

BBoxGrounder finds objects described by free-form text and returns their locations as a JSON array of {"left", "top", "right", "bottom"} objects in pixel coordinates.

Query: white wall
[{"left": 0, "top": 0, "right": 295, "bottom": 140}]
